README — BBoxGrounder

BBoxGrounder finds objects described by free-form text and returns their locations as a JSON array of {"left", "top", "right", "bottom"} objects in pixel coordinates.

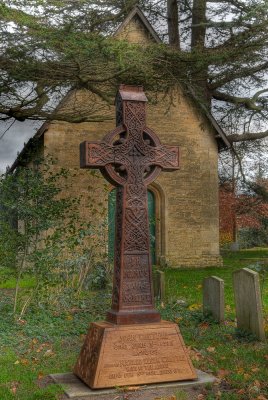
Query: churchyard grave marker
[
  {"left": 203, "top": 276, "right": 224, "bottom": 323},
  {"left": 74, "top": 85, "right": 197, "bottom": 388},
  {"left": 153, "top": 270, "right": 165, "bottom": 301},
  {"left": 233, "top": 268, "right": 265, "bottom": 341}
]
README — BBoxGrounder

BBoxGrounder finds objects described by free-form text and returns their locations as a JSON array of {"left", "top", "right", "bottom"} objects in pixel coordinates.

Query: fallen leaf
[
  {"left": 188, "top": 303, "right": 201, "bottom": 311},
  {"left": 189, "top": 348, "right": 203, "bottom": 361},
  {"left": 257, "top": 396, "right": 267, "bottom": 400},
  {"left": 252, "top": 367, "right": 260, "bottom": 373},
  {"left": 17, "top": 319, "right": 27, "bottom": 325},
  {"left": 217, "top": 369, "right": 231, "bottom": 379},
  {"left": 207, "top": 346, "right": 216, "bottom": 353},
  {"left": 125, "top": 386, "right": 140, "bottom": 391},
  {"left": 197, "top": 395, "right": 205, "bottom": 400},
  {"left": 176, "top": 299, "right": 187, "bottom": 306},
  {"left": 236, "top": 367, "right": 244, "bottom": 374},
  {"left": 248, "top": 385, "right": 261, "bottom": 395},
  {"left": 237, "top": 389, "right": 246, "bottom": 395},
  {"left": 243, "top": 373, "right": 251, "bottom": 380},
  {"left": 37, "top": 372, "right": 44, "bottom": 380},
  {"left": 14, "top": 360, "right": 20, "bottom": 365},
  {"left": 199, "top": 322, "right": 209, "bottom": 330},
  {"left": 43, "top": 349, "right": 54, "bottom": 357},
  {"left": 10, "top": 381, "right": 19, "bottom": 395}
]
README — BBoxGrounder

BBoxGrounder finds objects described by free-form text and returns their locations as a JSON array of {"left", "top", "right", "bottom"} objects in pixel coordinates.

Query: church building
[{"left": 10, "top": 6, "right": 230, "bottom": 268}]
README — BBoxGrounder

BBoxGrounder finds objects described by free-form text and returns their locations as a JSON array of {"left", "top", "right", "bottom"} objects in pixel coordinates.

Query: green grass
[
  {"left": 0, "top": 248, "right": 267, "bottom": 399},
  {"left": 0, "top": 276, "right": 36, "bottom": 289},
  {"left": 165, "top": 247, "right": 268, "bottom": 313},
  {"left": 0, "top": 268, "right": 36, "bottom": 289}
]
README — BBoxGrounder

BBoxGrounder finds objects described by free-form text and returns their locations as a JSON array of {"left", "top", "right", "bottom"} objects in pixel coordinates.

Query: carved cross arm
[
  {"left": 147, "top": 144, "right": 179, "bottom": 171},
  {"left": 80, "top": 141, "right": 115, "bottom": 168}
]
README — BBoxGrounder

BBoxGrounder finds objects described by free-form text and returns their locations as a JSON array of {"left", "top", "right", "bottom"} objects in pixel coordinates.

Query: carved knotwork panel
[{"left": 80, "top": 85, "right": 179, "bottom": 324}]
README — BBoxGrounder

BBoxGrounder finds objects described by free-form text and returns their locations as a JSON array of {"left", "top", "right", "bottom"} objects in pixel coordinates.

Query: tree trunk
[
  {"left": 167, "top": 0, "right": 180, "bottom": 49},
  {"left": 191, "top": 0, "right": 207, "bottom": 49},
  {"left": 190, "top": 0, "right": 211, "bottom": 104}
]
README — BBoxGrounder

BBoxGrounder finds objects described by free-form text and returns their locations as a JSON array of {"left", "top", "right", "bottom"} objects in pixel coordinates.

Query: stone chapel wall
[{"left": 43, "top": 86, "right": 222, "bottom": 268}]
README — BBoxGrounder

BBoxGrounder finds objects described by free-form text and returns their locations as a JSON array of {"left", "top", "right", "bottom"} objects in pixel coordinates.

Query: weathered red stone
[{"left": 80, "top": 84, "right": 179, "bottom": 325}]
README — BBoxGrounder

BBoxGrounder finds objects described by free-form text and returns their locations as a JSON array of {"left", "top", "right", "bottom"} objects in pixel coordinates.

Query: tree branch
[
  {"left": 209, "top": 62, "right": 268, "bottom": 90},
  {"left": 228, "top": 131, "right": 268, "bottom": 143},
  {"left": 212, "top": 90, "right": 268, "bottom": 111}
]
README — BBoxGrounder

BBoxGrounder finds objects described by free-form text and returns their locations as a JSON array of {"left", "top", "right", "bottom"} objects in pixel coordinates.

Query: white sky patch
[{"left": 0, "top": 120, "right": 42, "bottom": 173}]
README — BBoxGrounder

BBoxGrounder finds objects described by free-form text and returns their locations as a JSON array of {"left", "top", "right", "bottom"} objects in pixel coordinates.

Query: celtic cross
[{"left": 80, "top": 85, "right": 179, "bottom": 324}]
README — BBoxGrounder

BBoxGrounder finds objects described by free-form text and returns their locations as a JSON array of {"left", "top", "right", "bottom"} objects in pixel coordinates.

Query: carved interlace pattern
[
  {"left": 83, "top": 88, "right": 179, "bottom": 314},
  {"left": 112, "top": 187, "right": 123, "bottom": 307},
  {"left": 124, "top": 102, "right": 146, "bottom": 134}
]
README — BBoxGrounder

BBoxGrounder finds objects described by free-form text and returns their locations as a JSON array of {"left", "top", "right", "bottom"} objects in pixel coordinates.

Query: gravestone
[
  {"left": 233, "top": 268, "right": 265, "bottom": 341},
  {"left": 74, "top": 85, "right": 197, "bottom": 388},
  {"left": 230, "top": 242, "right": 240, "bottom": 252},
  {"left": 153, "top": 270, "right": 165, "bottom": 301},
  {"left": 203, "top": 276, "right": 224, "bottom": 323}
]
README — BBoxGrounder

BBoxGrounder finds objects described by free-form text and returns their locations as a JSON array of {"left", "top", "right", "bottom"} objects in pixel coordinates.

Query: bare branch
[
  {"left": 209, "top": 62, "right": 268, "bottom": 90},
  {"left": 228, "top": 131, "right": 268, "bottom": 143},
  {"left": 212, "top": 90, "right": 268, "bottom": 111}
]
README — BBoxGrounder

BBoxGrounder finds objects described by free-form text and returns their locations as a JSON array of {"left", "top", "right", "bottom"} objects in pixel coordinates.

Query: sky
[{"left": 0, "top": 120, "right": 42, "bottom": 173}]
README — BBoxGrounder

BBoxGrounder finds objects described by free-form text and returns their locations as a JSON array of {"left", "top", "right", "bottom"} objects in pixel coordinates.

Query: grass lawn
[{"left": 0, "top": 248, "right": 267, "bottom": 399}]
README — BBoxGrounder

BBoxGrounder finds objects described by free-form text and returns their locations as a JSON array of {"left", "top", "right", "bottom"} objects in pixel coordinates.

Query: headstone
[
  {"left": 153, "top": 270, "right": 165, "bottom": 301},
  {"left": 203, "top": 276, "right": 224, "bottom": 323},
  {"left": 233, "top": 268, "right": 265, "bottom": 341},
  {"left": 230, "top": 242, "right": 240, "bottom": 251},
  {"left": 74, "top": 85, "right": 197, "bottom": 388}
]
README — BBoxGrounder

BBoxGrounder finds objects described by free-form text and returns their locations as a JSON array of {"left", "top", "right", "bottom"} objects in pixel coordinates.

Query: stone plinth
[
  {"left": 50, "top": 369, "right": 215, "bottom": 399},
  {"left": 74, "top": 321, "right": 197, "bottom": 389}
]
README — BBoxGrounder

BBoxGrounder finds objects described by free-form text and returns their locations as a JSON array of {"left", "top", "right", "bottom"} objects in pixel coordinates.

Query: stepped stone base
[
  {"left": 73, "top": 320, "right": 197, "bottom": 389},
  {"left": 50, "top": 370, "right": 215, "bottom": 399}
]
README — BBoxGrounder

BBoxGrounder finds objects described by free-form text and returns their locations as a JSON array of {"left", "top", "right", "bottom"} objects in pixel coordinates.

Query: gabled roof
[{"left": 113, "top": 5, "right": 161, "bottom": 43}]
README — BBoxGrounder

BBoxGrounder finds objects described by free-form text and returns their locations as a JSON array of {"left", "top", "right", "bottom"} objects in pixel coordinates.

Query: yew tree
[{"left": 0, "top": 0, "right": 267, "bottom": 144}]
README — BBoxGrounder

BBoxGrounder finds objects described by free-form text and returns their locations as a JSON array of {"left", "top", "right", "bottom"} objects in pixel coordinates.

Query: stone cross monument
[{"left": 74, "top": 85, "right": 196, "bottom": 388}]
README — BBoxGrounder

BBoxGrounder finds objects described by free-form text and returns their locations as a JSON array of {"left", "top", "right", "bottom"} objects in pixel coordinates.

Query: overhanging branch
[
  {"left": 228, "top": 130, "right": 268, "bottom": 143},
  {"left": 212, "top": 89, "right": 268, "bottom": 111}
]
